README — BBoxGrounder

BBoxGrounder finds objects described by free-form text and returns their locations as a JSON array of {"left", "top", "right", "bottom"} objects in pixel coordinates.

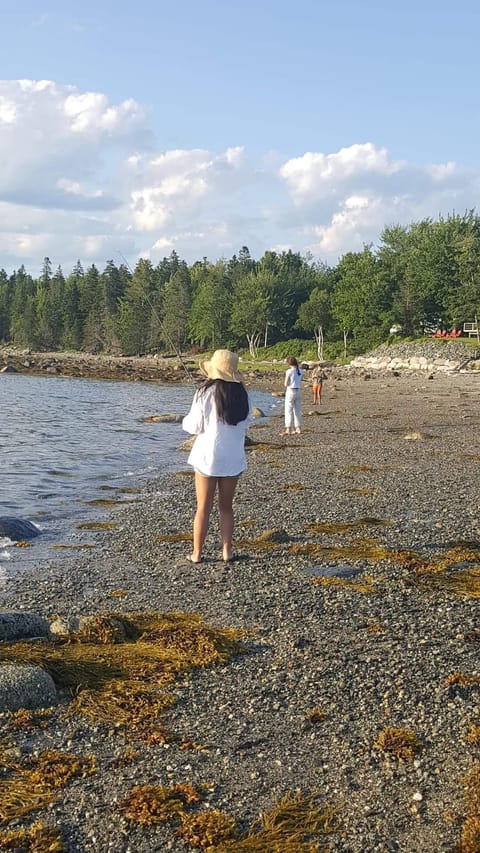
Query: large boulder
[
  {"left": 0, "top": 611, "right": 50, "bottom": 641},
  {"left": 0, "top": 664, "right": 58, "bottom": 711},
  {"left": 0, "top": 517, "right": 40, "bottom": 541}
]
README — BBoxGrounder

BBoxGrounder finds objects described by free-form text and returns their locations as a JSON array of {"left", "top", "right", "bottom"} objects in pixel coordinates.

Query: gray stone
[
  {"left": 0, "top": 664, "right": 58, "bottom": 711},
  {"left": 0, "top": 611, "right": 50, "bottom": 641},
  {"left": 0, "top": 364, "right": 17, "bottom": 373}
]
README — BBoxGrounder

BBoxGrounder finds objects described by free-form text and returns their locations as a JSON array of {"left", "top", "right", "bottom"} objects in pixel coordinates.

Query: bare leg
[
  {"left": 191, "top": 473, "right": 217, "bottom": 562},
  {"left": 217, "top": 476, "right": 239, "bottom": 561}
]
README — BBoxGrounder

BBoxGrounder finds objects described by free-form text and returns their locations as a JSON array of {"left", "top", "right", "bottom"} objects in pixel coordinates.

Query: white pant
[{"left": 285, "top": 388, "right": 302, "bottom": 429}]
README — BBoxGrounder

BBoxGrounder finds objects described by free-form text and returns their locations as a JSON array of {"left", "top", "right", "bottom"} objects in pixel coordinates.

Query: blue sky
[{"left": 1, "top": 0, "right": 480, "bottom": 271}]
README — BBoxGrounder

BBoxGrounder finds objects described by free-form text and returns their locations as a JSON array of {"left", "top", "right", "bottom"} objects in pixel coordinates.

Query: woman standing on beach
[
  {"left": 182, "top": 350, "right": 251, "bottom": 564},
  {"left": 282, "top": 356, "right": 303, "bottom": 435}
]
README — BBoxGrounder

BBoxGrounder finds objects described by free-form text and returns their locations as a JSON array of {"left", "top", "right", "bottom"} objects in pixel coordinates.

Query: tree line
[{"left": 0, "top": 212, "right": 479, "bottom": 359}]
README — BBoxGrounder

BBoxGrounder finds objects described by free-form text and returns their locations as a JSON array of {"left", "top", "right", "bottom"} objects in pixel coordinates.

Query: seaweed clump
[
  {"left": 456, "top": 764, "right": 480, "bottom": 853},
  {"left": 311, "top": 574, "right": 378, "bottom": 594},
  {"left": 122, "top": 786, "right": 338, "bottom": 851},
  {"left": 0, "top": 820, "right": 65, "bottom": 852},
  {"left": 0, "top": 612, "right": 245, "bottom": 743},
  {"left": 0, "top": 750, "right": 96, "bottom": 824},
  {"left": 121, "top": 783, "right": 201, "bottom": 826},
  {"left": 373, "top": 727, "right": 422, "bottom": 761}
]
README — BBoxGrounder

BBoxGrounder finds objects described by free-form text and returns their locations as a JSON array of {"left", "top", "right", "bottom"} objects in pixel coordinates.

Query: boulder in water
[
  {"left": 143, "top": 413, "right": 184, "bottom": 423},
  {"left": 0, "top": 517, "right": 40, "bottom": 541}
]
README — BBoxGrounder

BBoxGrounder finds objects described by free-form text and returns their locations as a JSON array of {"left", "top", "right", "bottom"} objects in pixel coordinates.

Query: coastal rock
[
  {"left": 49, "top": 616, "right": 81, "bottom": 637},
  {"left": 251, "top": 407, "right": 265, "bottom": 418},
  {"left": 78, "top": 615, "right": 127, "bottom": 643},
  {"left": 0, "top": 664, "right": 58, "bottom": 711},
  {"left": 0, "top": 517, "right": 40, "bottom": 541},
  {"left": 143, "top": 413, "right": 184, "bottom": 423},
  {"left": 0, "top": 364, "right": 17, "bottom": 373},
  {"left": 0, "top": 611, "right": 50, "bottom": 641}
]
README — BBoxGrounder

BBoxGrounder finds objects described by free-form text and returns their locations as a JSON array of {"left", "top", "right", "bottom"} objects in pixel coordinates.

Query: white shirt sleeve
[{"left": 182, "top": 390, "right": 204, "bottom": 435}]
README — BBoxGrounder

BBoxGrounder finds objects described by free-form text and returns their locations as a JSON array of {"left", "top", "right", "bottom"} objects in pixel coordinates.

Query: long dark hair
[
  {"left": 287, "top": 356, "right": 301, "bottom": 376},
  {"left": 200, "top": 379, "right": 249, "bottom": 425}
]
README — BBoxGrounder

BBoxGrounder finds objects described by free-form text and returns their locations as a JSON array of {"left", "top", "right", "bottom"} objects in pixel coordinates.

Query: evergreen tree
[
  {"left": 116, "top": 258, "right": 155, "bottom": 355},
  {"left": 10, "top": 266, "right": 36, "bottom": 346},
  {"left": 189, "top": 260, "right": 231, "bottom": 349},
  {"left": 0, "top": 269, "right": 12, "bottom": 343},
  {"left": 62, "top": 261, "right": 84, "bottom": 350},
  {"left": 162, "top": 267, "right": 191, "bottom": 352},
  {"left": 80, "top": 265, "right": 106, "bottom": 352}
]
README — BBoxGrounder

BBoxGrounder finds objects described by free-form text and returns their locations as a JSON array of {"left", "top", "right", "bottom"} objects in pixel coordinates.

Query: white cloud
[
  {"left": 0, "top": 97, "right": 16, "bottom": 124},
  {"left": 0, "top": 79, "right": 479, "bottom": 271},
  {"left": 279, "top": 143, "right": 403, "bottom": 201}
]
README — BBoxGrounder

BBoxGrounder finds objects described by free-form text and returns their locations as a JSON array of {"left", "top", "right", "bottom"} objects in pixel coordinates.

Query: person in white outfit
[
  {"left": 182, "top": 350, "right": 251, "bottom": 564},
  {"left": 282, "top": 356, "right": 303, "bottom": 435}
]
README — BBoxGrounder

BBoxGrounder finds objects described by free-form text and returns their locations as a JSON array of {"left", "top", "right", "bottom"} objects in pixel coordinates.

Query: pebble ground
[{"left": 1, "top": 369, "right": 479, "bottom": 852}]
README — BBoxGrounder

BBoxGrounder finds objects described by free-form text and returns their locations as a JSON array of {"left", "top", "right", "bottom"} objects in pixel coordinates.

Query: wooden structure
[{"left": 463, "top": 322, "right": 479, "bottom": 338}]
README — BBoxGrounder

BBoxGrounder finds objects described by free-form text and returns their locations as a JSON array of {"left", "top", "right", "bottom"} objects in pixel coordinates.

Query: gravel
[{"left": 0, "top": 370, "right": 479, "bottom": 852}]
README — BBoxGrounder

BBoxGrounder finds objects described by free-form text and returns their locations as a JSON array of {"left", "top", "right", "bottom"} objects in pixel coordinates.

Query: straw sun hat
[{"left": 199, "top": 349, "right": 243, "bottom": 383}]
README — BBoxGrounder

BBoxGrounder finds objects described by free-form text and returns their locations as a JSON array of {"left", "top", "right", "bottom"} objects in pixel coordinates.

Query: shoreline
[
  {"left": 2, "top": 341, "right": 478, "bottom": 395},
  {"left": 0, "top": 345, "right": 283, "bottom": 391},
  {"left": 0, "top": 371, "right": 480, "bottom": 851}
]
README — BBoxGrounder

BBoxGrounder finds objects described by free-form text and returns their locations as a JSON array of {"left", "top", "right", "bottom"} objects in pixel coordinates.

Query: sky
[{"left": 2, "top": 0, "right": 480, "bottom": 274}]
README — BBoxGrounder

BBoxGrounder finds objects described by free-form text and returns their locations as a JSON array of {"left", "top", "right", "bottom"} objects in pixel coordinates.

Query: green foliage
[
  {"left": 249, "top": 339, "right": 317, "bottom": 361},
  {"left": 1, "top": 220, "right": 480, "bottom": 358}
]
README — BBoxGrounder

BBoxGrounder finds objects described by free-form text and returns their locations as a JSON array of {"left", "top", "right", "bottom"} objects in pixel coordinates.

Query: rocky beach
[{"left": 0, "top": 355, "right": 480, "bottom": 852}]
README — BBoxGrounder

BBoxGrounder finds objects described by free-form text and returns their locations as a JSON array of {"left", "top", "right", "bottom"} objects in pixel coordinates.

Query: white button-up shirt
[{"left": 182, "top": 384, "right": 251, "bottom": 477}]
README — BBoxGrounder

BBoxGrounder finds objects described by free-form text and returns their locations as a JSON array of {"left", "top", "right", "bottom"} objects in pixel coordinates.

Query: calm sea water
[{"left": 0, "top": 373, "right": 275, "bottom": 575}]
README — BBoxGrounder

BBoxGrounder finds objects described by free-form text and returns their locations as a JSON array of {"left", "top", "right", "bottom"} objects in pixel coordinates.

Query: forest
[{"left": 0, "top": 212, "right": 479, "bottom": 360}]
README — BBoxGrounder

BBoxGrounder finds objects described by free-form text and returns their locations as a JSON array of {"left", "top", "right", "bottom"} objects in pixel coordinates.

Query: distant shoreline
[{"left": 0, "top": 346, "right": 284, "bottom": 390}]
